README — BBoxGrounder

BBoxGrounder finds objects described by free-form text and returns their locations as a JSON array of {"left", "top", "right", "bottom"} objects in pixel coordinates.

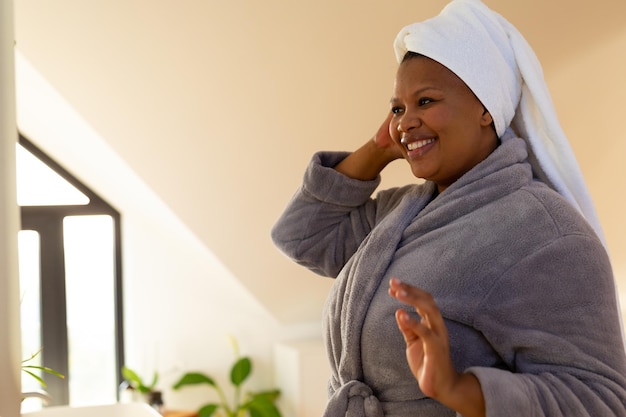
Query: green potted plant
[
  {"left": 120, "top": 365, "right": 164, "bottom": 411},
  {"left": 21, "top": 348, "right": 64, "bottom": 405},
  {"left": 22, "top": 348, "right": 64, "bottom": 389},
  {"left": 121, "top": 365, "right": 159, "bottom": 396},
  {"left": 173, "top": 340, "right": 281, "bottom": 417}
]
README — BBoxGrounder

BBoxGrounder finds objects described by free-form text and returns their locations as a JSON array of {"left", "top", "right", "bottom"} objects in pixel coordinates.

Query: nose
[{"left": 396, "top": 110, "right": 421, "bottom": 133}]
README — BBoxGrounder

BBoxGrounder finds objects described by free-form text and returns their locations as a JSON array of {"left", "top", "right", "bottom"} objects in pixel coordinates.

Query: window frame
[{"left": 18, "top": 134, "right": 125, "bottom": 405}]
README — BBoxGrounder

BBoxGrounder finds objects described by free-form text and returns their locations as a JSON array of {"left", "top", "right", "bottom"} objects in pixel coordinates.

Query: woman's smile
[{"left": 402, "top": 136, "right": 437, "bottom": 158}]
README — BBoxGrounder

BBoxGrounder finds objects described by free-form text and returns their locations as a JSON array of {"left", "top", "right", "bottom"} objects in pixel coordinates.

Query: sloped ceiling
[{"left": 14, "top": 0, "right": 626, "bottom": 324}]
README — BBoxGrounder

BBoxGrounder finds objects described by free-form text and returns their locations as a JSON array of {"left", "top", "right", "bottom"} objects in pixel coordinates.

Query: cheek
[{"left": 423, "top": 109, "right": 449, "bottom": 130}]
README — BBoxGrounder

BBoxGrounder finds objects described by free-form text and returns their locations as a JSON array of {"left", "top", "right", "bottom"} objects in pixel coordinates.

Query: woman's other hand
[{"left": 388, "top": 278, "right": 486, "bottom": 417}]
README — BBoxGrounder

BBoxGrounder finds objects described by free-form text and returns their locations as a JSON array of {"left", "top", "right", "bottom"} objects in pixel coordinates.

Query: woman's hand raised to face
[
  {"left": 334, "top": 112, "right": 404, "bottom": 181},
  {"left": 388, "top": 278, "right": 486, "bottom": 417},
  {"left": 373, "top": 111, "right": 405, "bottom": 161}
]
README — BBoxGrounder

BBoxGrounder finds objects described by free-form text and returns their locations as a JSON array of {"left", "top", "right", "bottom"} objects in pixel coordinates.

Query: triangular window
[
  {"left": 17, "top": 135, "right": 124, "bottom": 411},
  {"left": 16, "top": 144, "right": 90, "bottom": 206}
]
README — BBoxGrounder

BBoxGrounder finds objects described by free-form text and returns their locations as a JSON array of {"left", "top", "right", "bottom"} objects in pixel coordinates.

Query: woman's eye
[
  {"left": 418, "top": 98, "right": 433, "bottom": 106},
  {"left": 391, "top": 106, "right": 404, "bottom": 115}
]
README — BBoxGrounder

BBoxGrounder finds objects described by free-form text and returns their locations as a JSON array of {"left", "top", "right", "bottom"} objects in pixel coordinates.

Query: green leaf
[
  {"left": 172, "top": 372, "right": 217, "bottom": 390},
  {"left": 21, "top": 348, "right": 43, "bottom": 364},
  {"left": 244, "top": 395, "right": 281, "bottom": 417},
  {"left": 22, "top": 365, "right": 65, "bottom": 379},
  {"left": 249, "top": 390, "right": 280, "bottom": 402},
  {"left": 149, "top": 371, "right": 159, "bottom": 389},
  {"left": 121, "top": 366, "right": 157, "bottom": 392},
  {"left": 22, "top": 369, "right": 46, "bottom": 387},
  {"left": 230, "top": 357, "right": 251, "bottom": 387},
  {"left": 21, "top": 348, "right": 63, "bottom": 389},
  {"left": 198, "top": 404, "right": 219, "bottom": 417},
  {"left": 122, "top": 366, "right": 143, "bottom": 386}
]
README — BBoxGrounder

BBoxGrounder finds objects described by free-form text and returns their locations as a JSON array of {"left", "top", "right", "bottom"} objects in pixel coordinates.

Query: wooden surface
[{"left": 163, "top": 410, "right": 198, "bottom": 417}]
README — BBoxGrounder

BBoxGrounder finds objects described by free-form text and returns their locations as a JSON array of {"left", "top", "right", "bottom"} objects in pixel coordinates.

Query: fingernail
[{"left": 399, "top": 309, "right": 410, "bottom": 321}]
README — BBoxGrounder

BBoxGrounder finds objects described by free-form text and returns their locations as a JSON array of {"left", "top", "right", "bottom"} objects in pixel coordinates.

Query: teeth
[{"left": 407, "top": 138, "right": 435, "bottom": 151}]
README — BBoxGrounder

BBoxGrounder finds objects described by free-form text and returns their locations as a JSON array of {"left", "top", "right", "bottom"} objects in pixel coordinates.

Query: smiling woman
[{"left": 271, "top": 1, "right": 626, "bottom": 416}]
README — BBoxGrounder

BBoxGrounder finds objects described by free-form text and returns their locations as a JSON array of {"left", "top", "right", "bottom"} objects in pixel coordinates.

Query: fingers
[
  {"left": 388, "top": 278, "right": 446, "bottom": 337},
  {"left": 373, "top": 112, "right": 394, "bottom": 146},
  {"left": 395, "top": 308, "right": 424, "bottom": 344},
  {"left": 389, "top": 278, "right": 461, "bottom": 404}
]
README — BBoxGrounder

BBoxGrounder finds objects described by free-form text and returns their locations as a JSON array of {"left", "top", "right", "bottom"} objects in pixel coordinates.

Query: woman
[{"left": 271, "top": 1, "right": 626, "bottom": 416}]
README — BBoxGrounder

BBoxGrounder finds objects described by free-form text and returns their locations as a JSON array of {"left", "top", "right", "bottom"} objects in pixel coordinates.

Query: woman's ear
[{"left": 481, "top": 108, "right": 494, "bottom": 126}]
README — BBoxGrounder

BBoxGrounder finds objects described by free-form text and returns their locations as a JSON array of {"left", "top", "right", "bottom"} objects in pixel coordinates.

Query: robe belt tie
[{"left": 323, "top": 380, "right": 383, "bottom": 417}]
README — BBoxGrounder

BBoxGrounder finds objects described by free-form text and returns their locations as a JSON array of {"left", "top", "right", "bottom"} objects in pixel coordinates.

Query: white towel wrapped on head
[{"left": 393, "top": 0, "right": 605, "bottom": 245}]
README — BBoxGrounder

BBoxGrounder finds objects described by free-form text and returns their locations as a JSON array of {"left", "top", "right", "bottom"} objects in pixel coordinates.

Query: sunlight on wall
[{"left": 14, "top": 48, "right": 308, "bottom": 413}]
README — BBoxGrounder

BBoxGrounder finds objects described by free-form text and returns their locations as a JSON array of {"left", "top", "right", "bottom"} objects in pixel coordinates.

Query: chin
[{"left": 408, "top": 165, "right": 433, "bottom": 181}]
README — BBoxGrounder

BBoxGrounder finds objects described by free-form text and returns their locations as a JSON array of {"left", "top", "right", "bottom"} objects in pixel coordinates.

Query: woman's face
[{"left": 390, "top": 55, "right": 497, "bottom": 193}]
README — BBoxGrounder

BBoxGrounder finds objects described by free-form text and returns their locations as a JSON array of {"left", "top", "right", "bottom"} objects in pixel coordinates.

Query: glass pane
[
  {"left": 18, "top": 230, "right": 44, "bottom": 412},
  {"left": 16, "top": 144, "right": 90, "bottom": 206},
  {"left": 63, "top": 215, "right": 117, "bottom": 406}
]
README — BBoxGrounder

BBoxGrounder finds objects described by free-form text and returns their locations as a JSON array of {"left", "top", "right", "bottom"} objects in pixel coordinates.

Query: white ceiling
[{"left": 13, "top": 0, "right": 626, "bottom": 324}]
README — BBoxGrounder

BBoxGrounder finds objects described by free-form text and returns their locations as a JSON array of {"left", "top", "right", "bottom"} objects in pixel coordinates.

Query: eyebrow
[{"left": 390, "top": 86, "right": 442, "bottom": 103}]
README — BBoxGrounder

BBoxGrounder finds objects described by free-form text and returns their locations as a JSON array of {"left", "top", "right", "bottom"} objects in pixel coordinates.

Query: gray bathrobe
[{"left": 271, "top": 137, "right": 626, "bottom": 417}]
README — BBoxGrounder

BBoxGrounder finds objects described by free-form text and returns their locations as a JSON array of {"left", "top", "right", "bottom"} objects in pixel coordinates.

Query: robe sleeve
[
  {"left": 468, "top": 233, "right": 626, "bottom": 417},
  {"left": 270, "top": 151, "right": 381, "bottom": 277},
  {"left": 271, "top": 151, "right": 414, "bottom": 278}
]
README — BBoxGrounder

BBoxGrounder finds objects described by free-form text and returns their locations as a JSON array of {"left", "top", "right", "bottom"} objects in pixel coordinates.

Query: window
[{"left": 17, "top": 134, "right": 124, "bottom": 410}]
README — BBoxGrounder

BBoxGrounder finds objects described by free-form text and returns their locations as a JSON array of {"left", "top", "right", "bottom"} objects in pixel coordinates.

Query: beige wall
[{"left": 547, "top": 26, "right": 626, "bottom": 317}]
